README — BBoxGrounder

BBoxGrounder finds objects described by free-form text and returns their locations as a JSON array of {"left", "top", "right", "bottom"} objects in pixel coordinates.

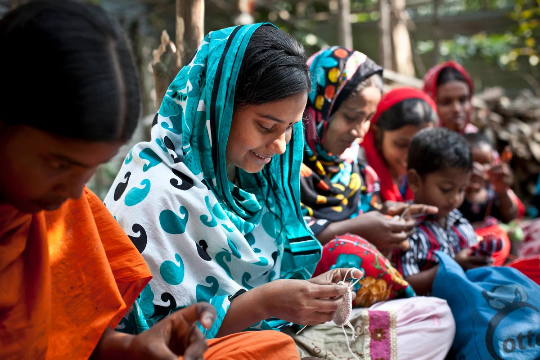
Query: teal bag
[{"left": 433, "top": 251, "right": 540, "bottom": 360}]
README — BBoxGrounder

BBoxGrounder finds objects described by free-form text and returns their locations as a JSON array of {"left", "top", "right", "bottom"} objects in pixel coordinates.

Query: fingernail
[{"left": 202, "top": 313, "right": 214, "bottom": 327}]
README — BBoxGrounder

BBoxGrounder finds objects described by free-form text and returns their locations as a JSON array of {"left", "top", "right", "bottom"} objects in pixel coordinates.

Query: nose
[
  {"left": 54, "top": 170, "right": 94, "bottom": 200},
  {"left": 451, "top": 100, "right": 462, "bottom": 114},
  {"left": 268, "top": 132, "right": 287, "bottom": 155},
  {"left": 448, "top": 192, "right": 461, "bottom": 209}
]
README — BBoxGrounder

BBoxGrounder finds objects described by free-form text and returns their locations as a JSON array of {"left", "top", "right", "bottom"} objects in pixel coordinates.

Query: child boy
[{"left": 392, "top": 128, "right": 492, "bottom": 295}]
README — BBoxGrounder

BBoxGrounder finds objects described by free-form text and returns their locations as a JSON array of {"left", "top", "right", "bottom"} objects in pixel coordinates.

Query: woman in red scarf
[
  {"left": 363, "top": 88, "right": 437, "bottom": 203},
  {"left": 423, "top": 61, "right": 475, "bottom": 133}
]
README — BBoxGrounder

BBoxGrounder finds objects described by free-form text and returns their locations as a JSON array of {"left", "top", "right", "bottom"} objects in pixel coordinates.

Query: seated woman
[
  {"left": 298, "top": 50, "right": 453, "bottom": 356},
  {"left": 301, "top": 48, "right": 437, "bottom": 255},
  {"left": 363, "top": 87, "right": 437, "bottom": 203},
  {"left": 423, "top": 61, "right": 475, "bottom": 134},
  {"left": 0, "top": 2, "right": 301, "bottom": 359},
  {"left": 105, "top": 24, "right": 362, "bottom": 340}
]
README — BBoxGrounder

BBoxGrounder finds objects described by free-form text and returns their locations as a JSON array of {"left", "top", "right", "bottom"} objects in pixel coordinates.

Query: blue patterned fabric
[{"left": 105, "top": 24, "right": 321, "bottom": 338}]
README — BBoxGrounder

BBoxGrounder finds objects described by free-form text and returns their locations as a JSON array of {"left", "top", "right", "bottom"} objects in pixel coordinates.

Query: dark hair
[
  {"left": 463, "top": 132, "right": 492, "bottom": 150},
  {"left": 408, "top": 128, "right": 472, "bottom": 177},
  {"left": 235, "top": 25, "right": 310, "bottom": 107},
  {"left": 437, "top": 66, "right": 467, "bottom": 87},
  {"left": 0, "top": 0, "right": 140, "bottom": 142},
  {"left": 377, "top": 98, "right": 437, "bottom": 132}
]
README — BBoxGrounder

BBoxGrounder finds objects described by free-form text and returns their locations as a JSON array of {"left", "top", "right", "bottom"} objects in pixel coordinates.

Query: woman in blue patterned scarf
[{"left": 106, "top": 24, "right": 362, "bottom": 339}]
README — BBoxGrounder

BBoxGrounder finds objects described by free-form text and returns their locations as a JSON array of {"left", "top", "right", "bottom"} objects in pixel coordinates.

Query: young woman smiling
[{"left": 105, "top": 24, "right": 362, "bottom": 342}]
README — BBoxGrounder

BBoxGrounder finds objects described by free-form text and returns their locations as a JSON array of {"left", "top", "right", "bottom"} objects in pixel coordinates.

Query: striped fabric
[
  {"left": 468, "top": 233, "right": 504, "bottom": 257},
  {"left": 392, "top": 209, "right": 478, "bottom": 278}
]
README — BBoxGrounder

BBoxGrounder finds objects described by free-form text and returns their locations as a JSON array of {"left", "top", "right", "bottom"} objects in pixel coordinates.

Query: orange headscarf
[
  {"left": 363, "top": 87, "right": 437, "bottom": 202},
  {"left": 0, "top": 187, "right": 151, "bottom": 360}
]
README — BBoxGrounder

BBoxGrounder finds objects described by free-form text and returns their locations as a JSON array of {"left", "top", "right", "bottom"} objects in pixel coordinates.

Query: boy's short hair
[{"left": 408, "top": 128, "right": 472, "bottom": 177}]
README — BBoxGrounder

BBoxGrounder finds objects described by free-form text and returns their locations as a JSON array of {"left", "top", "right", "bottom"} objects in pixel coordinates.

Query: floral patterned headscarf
[{"left": 301, "top": 47, "right": 383, "bottom": 222}]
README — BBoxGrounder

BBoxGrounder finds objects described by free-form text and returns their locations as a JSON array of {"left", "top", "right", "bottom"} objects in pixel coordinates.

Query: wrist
[
  {"left": 245, "top": 282, "right": 276, "bottom": 320},
  {"left": 91, "top": 328, "right": 134, "bottom": 359}
]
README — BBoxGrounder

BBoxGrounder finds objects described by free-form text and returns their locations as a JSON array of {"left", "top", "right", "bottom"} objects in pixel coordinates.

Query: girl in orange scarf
[{"left": 0, "top": 2, "right": 300, "bottom": 359}]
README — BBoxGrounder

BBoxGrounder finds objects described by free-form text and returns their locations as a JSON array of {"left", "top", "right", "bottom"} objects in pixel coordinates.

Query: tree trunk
[
  {"left": 378, "top": 0, "right": 392, "bottom": 70},
  {"left": 337, "top": 0, "right": 353, "bottom": 49},
  {"left": 152, "top": 31, "right": 177, "bottom": 110},
  {"left": 152, "top": 0, "right": 205, "bottom": 110},
  {"left": 390, "top": 0, "right": 415, "bottom": 76},
  {"left": 432, "top": 0, "right": 441, "bottom": 66},
  {"left": 176, "top": 0, "right": 204, "bottom": 70}
]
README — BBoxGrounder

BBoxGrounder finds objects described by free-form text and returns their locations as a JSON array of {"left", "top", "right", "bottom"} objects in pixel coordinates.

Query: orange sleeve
[{"left": 85, "top": 188, "right": 152, "bottom": 327}]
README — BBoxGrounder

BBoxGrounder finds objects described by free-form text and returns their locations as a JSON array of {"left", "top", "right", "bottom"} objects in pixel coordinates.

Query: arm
[
  {"left": 495, "top": 189, "right": 518, "bottom": 223},
  {"left": 404, "top": 266, "right": 439, "bottom": 296},
  {"left": 489, "top": 164, "right": 518, "bottom": 222},
  {"left": 214, "top": 286, "right": 269, "bottom": 338},
  {"left": 216, "top": 269, "right": 362, "bottom": 338}
]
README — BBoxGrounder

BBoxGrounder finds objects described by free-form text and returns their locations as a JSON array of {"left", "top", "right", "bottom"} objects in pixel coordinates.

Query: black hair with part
[
  {"left": 408, "top": 127, "right": 472, "bottom": 177},
  {"left": 436, "top": 66, "right": 468, "bottom": 87},
  {"left": 0, "top": 0, "right": 140, "bottom": 142},
  {"left": 377, "top": 98, "right": 437, "bottom": 132},
  {"left": 463, "top": 132, "right": 493, "bottom": 150},
  {"left": 234, "top": 25, "right": 311, "bottom": 107}
]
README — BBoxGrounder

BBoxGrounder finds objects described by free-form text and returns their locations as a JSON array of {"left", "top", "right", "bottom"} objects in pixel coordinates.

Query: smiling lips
[{"left": 251, "top": 150, "right": 272, "bottom": 165}]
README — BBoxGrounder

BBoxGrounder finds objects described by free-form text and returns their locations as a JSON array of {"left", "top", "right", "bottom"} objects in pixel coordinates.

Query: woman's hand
[
  {"left": 454, "top": 248, "right": 492, "bottom": 271},
  {"left": 262, "top": 268, "right": 362, "bottom": 326},
  {"left": 487, "top": 163, "right": 514, "bottom": 194},
  {"left": 380, "top": 201, "right": 438, "bottom": 218},
  {"left": 91, "top": 303, "right": 216, "bottom": 360},
  {"left": 349, "top": 211, "right": 416, "bottom": 253}
]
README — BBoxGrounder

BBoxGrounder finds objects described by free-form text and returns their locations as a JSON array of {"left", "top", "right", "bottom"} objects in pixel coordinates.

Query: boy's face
[{"left": 409, "top": 168, "right": 471, "bottom": 219}]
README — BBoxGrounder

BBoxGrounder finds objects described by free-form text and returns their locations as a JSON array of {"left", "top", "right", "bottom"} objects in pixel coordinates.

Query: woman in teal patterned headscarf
[{"left": 105, "top": 24, "right": 361, "bottom": 339}]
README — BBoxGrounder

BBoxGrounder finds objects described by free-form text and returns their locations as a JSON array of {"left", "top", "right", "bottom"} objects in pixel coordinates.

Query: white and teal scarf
[{"left": 105, "top": 23, "right": 321, "bottom": 338}]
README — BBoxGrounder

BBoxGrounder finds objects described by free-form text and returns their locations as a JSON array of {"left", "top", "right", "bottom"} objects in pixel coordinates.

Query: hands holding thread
[{"left": 261, "top": 268, "right": 363, "bottom": 326}]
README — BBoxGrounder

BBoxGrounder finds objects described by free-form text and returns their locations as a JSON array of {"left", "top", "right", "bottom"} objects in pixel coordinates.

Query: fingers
[
  {"left": 388, "top": 217, "right": 416, "bottom": 233},
  {"left": 383, "top": 201, "right": 406, "bottom": 216},
  {"left": 467, "top": 255, "right": 492, "bottom": 266},
  {"left": 408, "top": 204, "right": 438, "bottom": 216},
  {"left": 171, "top": 302, "right": 216, "bottom": 329},
  {"left": 313, "top": 298, "right": 343, "bottom": 313},
  {"left": 182, "top": 324, "right": 208, "bottom": 360},
  {"left": 309, "top": 283, "right": 349, "bottom": 299},
  {"left": 331, "top": 267, "right": 363, "bottom": 281}
]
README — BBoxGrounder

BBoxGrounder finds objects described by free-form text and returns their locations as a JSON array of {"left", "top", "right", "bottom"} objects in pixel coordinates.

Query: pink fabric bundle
[{"left": 370, "top": 297, "right": 456, "bottom": 360}]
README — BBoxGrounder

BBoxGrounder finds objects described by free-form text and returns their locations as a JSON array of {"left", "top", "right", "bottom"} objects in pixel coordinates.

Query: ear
[{"left": 407, "top": 169, "right": 421, "bottom": 193}]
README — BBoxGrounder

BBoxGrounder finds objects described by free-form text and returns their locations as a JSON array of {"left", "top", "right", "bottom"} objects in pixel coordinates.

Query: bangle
[{"left": 228, "top": 289, "right": 247, "bottom": 303}]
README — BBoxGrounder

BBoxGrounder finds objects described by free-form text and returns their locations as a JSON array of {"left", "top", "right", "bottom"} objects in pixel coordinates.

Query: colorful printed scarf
[
  {"left": 422, "top": 60, "right": 474, "bottom": 133},
  {"left": 301, "top": 47, "right": 383, "bottom": 223},
  {"left": 105, "top": 24, "right": 321, "bottom": 339},
  {"left": 364, "top": 87, "right": 437, "bottom": 202}
]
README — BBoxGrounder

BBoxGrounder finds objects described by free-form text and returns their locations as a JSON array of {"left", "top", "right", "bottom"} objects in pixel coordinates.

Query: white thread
[{"left": 296, "top": 268, "right": 361, "bottom": 360}]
